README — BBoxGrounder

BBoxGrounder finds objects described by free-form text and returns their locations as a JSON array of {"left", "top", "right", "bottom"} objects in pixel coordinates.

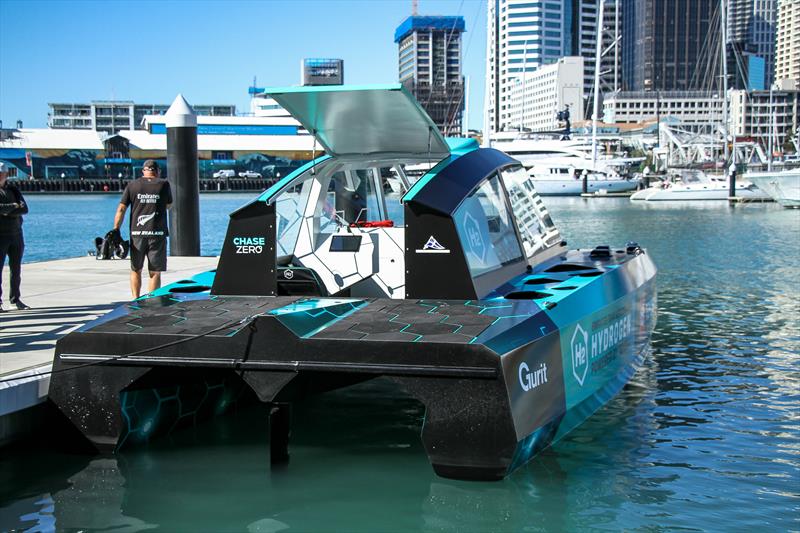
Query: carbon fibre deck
[
  {"left": 311, "top": 300, "right": 497, "bottom": 343},
  {"left": 86, "top": 296, "right": 300, "bottom": 337}
]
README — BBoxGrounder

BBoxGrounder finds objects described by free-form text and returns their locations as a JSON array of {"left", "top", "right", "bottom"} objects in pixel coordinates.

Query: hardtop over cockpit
[{"left": 211, "top": 84, "right": 562, "bottom": 300}]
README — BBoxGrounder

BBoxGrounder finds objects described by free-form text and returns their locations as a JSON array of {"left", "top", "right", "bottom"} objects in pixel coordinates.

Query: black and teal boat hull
[{"left": 48, "top": 85, "right": 656, "bottom": 481}]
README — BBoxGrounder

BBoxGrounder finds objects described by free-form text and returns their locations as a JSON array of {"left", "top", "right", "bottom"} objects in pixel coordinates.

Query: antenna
[{"left": 412, "top": 0, "right": 418, "bottom": 15}]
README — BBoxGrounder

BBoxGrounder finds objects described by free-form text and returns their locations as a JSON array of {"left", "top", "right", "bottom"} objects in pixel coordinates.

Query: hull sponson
[
  {"left": 504, "top": 254, "right": 657, "bottom": 473},
  {"left": 49, "top": 251, "right": 656, "bottom": 480}
]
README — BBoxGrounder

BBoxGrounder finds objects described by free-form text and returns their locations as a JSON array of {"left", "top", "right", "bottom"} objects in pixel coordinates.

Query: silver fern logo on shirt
[{"left": 136, "top": 213, "right": 156, "bottom": 227}]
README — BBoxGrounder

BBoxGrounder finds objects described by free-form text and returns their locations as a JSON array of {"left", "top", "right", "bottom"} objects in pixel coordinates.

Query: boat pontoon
[{"left": 49, "top": 85, "right": 657, "bottom": 481}]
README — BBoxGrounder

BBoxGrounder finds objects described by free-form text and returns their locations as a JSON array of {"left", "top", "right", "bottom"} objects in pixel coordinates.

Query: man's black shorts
[{"left": 130, "top": 237, "right": 167, "bottom": 272}]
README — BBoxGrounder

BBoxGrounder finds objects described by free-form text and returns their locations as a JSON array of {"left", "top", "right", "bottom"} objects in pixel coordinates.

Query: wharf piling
[{"left": 166, "top": 94, "right": 201, "bottom": 256}]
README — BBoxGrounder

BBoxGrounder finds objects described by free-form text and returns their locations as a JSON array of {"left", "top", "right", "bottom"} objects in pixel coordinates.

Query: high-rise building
[
  {"left": 572, "top": 0, "right": 621, "bottom": 103},
  {"left": 301, "top": 58, "right": 344, "bottom": 86},
  {"left": 395, "top": 15, "right": 465, "bottom": 135},
  {"left": 775, "top": 0, "right": 800, "bottom": 86},
  {"left": 621, "top": 0, "right": 715, "bottom": 91},
  {"left": 727, "top": 0, "right": 778, "bottom": 89},
  {"left": 486, "top": 0, "right": 572, "bottom": 134}
]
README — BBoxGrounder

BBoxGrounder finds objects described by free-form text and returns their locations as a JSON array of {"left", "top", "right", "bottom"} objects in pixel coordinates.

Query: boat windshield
[
  {"left": 499, "top": 165, "right": 561, "bottom": 259},
  {"left": 276, "top": 180, "right": 314, "bottom": 257},
  {"left": 454, "top": 175, "right": 525, "bottom": 277}
]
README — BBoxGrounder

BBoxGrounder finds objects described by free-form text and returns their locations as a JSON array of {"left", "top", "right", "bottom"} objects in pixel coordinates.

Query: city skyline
[
  {"left": 0, "top": 0, "right": 487, "bottom": 130},
  {"left": 1, "top": 0, "right": 790, "bottom": 136}
]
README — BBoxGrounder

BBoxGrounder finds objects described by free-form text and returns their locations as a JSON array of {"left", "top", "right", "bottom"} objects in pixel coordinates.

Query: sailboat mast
[
  {"left": 614, "top": 0, "right": 619, "bottom": 94},
  {"left": 591, "top": 0, "right": 605, "bottom": 167},
  {"left": 720, "top": 0, "right": 730, "bottom": 165}
]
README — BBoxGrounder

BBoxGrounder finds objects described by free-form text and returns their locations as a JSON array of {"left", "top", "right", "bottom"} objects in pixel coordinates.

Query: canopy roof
[{"left": 265, "top": 84, "right": 450, "bottom": 159}]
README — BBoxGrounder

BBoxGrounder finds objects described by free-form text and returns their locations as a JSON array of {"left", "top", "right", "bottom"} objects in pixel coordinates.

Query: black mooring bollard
[
  {"left": 582, "top": 170, "right": 588, "bottom": 194},
  {"left": 728, "top": 164, "right": 736, "bottom": 199},
  {"left": 270, "top": 403, "right": 291, "bottom": 465},
  {"left": 166, "top": 94, "right": 200, "bottom": 256}
]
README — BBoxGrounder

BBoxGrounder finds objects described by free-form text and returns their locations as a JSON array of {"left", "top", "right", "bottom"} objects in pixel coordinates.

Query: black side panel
[
  {"left": 211, "top": 201, "right": 277, "bottom": 296},
  {"left": 404, "top": 203, "right": 477, "bottom": 300}
]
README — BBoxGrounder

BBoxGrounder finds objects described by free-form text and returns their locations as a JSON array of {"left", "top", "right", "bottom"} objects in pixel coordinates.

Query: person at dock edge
[
  {"left": 113, "top": 160, "right": 172, "bottom": 299},
  {"left": 0, "top": 162, "right": 30, "bottom": 312}
]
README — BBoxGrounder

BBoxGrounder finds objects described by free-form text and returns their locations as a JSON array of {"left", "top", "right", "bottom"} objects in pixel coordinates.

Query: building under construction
[{"left": 395, "top": 15, "right": 465, "bottom": 136}]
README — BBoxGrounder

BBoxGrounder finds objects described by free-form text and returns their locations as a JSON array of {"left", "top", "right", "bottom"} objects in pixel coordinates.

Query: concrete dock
[{"left": 0, "top": 255, "right": 217, "bottom": 444}]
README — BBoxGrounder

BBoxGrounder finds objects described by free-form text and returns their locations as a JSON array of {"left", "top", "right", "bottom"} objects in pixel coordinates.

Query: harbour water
[{"left": 1, "top": 195, "right": 799, "bottom": 531}]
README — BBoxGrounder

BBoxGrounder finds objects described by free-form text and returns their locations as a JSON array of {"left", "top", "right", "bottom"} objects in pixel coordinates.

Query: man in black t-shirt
[
  {"left": 0, "top": 162, "right": 30, "bottom": 312},
  {"left": 113, "top": 160, "right": 172, "bottom": 299}
]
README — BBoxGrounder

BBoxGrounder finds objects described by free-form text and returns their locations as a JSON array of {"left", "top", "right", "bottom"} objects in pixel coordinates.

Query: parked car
[
  {"left": 212, "top": 169, "right": 235, "bottom": 178},
  {"left": 238, "top": 170, "right": 262, "bottom": 179}
]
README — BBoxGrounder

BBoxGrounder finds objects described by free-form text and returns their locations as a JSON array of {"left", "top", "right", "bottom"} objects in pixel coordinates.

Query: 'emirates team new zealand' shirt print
[{"left": 121, "top": 178, "right": 173, "bottom": 237}]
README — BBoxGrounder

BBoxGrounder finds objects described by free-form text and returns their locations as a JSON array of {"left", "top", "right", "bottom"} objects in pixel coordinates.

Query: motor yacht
[{"left": 744, "top": 168, "right": 800, "bottom": 208}]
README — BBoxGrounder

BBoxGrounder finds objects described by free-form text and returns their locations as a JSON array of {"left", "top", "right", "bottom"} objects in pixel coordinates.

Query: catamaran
[
  {"left": 630, "top": 169, "right": 770, "bottom": 201},
  {"left": 49, "top": 85, "right": 657, "bottom": 481}
]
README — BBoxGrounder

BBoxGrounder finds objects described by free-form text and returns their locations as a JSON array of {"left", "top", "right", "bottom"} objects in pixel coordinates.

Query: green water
[{"left": 1, "top": 196, "right": 798, "bottom": 532}]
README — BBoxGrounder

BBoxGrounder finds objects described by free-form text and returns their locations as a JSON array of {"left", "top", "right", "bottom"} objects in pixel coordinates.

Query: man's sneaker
[
  {"left": 0, "top": 304, "right": 5, "bottom": 313},
  {"left": 12, "top": 300, "right": 30, "bottom": 310}
]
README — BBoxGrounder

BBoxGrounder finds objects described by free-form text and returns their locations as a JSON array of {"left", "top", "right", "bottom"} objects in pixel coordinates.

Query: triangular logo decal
[
  {"left": 423, "top": 236, "right": 446, "bottom": 250},
  {"left": 416, "top": 235, "right": 450, "bottom": 254}
]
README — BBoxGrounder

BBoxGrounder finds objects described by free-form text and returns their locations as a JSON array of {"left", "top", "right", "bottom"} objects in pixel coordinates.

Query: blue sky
[{"left": 0, "top": 0, "right": 487, "bottom": 130}]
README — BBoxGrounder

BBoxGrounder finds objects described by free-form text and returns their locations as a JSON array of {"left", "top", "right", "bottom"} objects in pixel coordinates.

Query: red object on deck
[{"left": 350, "top": 220, "right": 394, "bottom": 228}]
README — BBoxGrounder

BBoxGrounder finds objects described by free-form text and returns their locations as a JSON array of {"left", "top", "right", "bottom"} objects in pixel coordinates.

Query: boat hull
[
  {"left": 630, "top": 183, "right": 770, "bottom": 201},
  {"left": 503, "top": 256, "right": 657, "bottom": 472},
  {"left": 746, "top": 171, "right": 800, "bottom": 207},
  {"left": 49, "top": 250, "right": 656, "bottom": 481},
  {"left": 533, "top": 177, "right": 641, "bottom": 196}
]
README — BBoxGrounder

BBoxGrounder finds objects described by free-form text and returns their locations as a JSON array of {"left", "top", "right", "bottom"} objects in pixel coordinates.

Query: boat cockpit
[{"left": 211, "top": 85, "right": 563, "bottom": 301}]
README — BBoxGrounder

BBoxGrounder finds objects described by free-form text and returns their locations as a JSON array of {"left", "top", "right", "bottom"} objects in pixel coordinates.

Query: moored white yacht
[
  {"left": 490, "top": 132, "right": 642, "bottom": 195},
  {"left": 630, "top": 169, "right": 770, "bottom": 201},
  {"left": 744, "top": 169, "right": 800, "bottom": 207},
  {"left": 525, "top": 159, "right": 641, "bottom": 195}
]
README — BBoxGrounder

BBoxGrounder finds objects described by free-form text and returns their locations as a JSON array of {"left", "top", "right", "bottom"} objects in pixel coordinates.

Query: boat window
[
  {"left": 454, "top": 174, "right": 524, "bottom": 277},
  {"left": 499, "top": 165, "right": 560, "bottom": 258},
  {"left": 313, "top": 167, "right": 401, "bottom": 244},
  {"left": 276, "top": 179, "right": 314, "bottom": 257},
  {"left": 353, "top": 169, "right": 384, "bottom": 223},
  {"left": 383, "top": 168, "right": 405, "bottom": 225}
]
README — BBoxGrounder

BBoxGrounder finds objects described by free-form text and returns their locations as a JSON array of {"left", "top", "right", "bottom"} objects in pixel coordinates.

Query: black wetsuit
[{"left": 0, "top": 181, "right": 28, "bottom": 305}]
